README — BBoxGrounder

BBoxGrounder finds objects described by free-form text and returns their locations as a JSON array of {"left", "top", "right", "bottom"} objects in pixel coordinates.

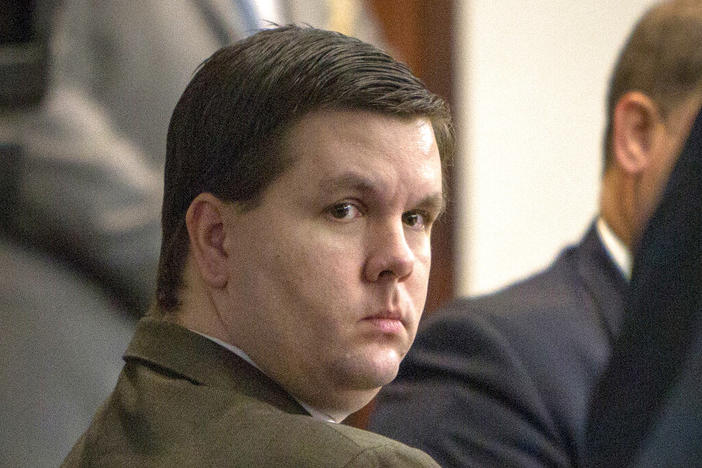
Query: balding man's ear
[
  {"left": 612, "top": 91, "right": 664, "bottom": 174},
  {"left": 185, "top": 193, "right": 229, "bottom": 289}
]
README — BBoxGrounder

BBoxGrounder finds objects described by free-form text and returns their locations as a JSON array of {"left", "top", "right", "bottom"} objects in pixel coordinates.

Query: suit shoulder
[
  {"left": 63, "top": 383, "right": 437, "bottom": 467},
  {"left": 327, "top": 421, "right": 439, "bottom": 466},
  {"left": 479, "top": 252, "right": 581, "bottom": 314},
  {"left": 408, "top": 243, "right": 606, "bottom": 368},
  {"left": 424, "top": 246, "right": 584, "bottom": 333},
  {"left": 217, "top": 409, "right": 439, "bottom": 467}
]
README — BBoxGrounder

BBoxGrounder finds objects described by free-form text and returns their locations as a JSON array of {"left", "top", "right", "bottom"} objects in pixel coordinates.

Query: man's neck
[{"left": 599, "top": 168, "right": 635, "bottom": 249}]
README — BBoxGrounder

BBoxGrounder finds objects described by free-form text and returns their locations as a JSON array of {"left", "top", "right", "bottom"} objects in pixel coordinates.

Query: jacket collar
[
  {"left": 576, "top": 221, "right": 629, "bottom": 342},
  {"left": 124, "top": 317, "right": 309, "bottom": 417}
]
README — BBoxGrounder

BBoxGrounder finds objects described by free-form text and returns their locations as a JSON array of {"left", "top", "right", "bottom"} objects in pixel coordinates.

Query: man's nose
[{"left": 364, "top": 224, "right": 416, "bottom": 282}]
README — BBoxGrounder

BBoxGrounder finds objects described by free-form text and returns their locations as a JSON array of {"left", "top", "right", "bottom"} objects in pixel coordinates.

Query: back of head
[
  {"left": 603, "top": 0, "right": 702, "bottom": 170},
  {"left": 155, "top": 25, "right": 453, "bottom": 314}
]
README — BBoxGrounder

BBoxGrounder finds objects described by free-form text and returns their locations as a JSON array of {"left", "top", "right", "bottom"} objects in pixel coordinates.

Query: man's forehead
[
  {"left": 274, "top": 109, "right": 442, "bottom": 197},
  {"left": 283, "top": 108, "right": 434, "bottom": 142}
]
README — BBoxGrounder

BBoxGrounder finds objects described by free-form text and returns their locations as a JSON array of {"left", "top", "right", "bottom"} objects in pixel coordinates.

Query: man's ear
[
  {"left": 185, "top": 193, "right": 229, "bottom": 289},
  {"left": 612, "top": 91, "right": 664, "bottom": 174}
]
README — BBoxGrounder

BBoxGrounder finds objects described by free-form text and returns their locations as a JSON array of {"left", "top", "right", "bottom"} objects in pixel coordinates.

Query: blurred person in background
[
  {"left": 54, "top": 0, "right": 385, "bottom": 168},
  {"left": 13, "top": 0, "right": 385, "bottom": 311},
  {"left": 587, "top": 96, "right": 702, "bottom": 468},
  {"left": 0, "top": 2, "right": 139, "bottom": 466},
  {"left": 370, "top": 1, "right": 702, "bottom": 466}
]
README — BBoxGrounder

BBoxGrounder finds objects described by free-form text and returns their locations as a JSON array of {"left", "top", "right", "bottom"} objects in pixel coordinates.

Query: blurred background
[
  {"left": 454, "top": 0, "right": 656, "bottom": 298},
  {"left": 0, "top": 0, "right": 658, "bottom": 465}
]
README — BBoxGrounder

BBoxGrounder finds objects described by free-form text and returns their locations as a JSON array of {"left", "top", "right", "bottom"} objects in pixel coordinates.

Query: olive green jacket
[{"left": 62, "top": 318, "right": 438, "bottom": 467}]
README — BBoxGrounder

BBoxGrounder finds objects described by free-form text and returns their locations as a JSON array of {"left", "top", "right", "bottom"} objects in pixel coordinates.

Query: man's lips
[{"left": 362, "top": 311, "right": 405, "bottom": 333}]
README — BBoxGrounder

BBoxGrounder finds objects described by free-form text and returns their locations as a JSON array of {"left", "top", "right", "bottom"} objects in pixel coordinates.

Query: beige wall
[{"left": 454, "top": 0, "right": 657, "bottom": 296}]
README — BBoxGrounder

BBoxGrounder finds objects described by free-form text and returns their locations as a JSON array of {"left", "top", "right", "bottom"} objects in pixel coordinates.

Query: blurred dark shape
[
  {"left": 0, "top": 2, "right": 138, "bottom": 465},
  {"left": 586, "top": 108, "right": 702, "bottom": 467},
  {"left": 0, "top": 0, "right": 34, "bottom": 42},
  {"left": 1, "top": 0, "right": 162, "bottom": 314},
  {"left": 0, "top": 0, "right": 48, "bottom": 107}
]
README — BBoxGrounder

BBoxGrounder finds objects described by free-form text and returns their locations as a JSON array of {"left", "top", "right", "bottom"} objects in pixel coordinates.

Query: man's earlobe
[
  {"left": 185, "top": 193, "right": 229, "bottom": 289},
  {"left": 612, "top": 91, "right": 662, "bottom": 174}
]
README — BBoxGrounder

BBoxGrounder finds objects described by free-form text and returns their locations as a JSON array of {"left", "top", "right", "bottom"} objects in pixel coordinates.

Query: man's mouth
[{"left": 362, "top": 311, "right": 405, "bottom": 334}]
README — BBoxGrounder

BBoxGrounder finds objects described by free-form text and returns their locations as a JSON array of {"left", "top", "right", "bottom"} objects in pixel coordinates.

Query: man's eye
[
  {"left": 328, "top": 202, "right": 362, "bottom": 221},
  {"left": 402, "top": 211, "right": 427, "bottom": 229}
]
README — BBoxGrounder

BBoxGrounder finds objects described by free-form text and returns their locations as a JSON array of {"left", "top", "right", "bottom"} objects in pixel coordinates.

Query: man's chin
[
  {"left": 364, "top": 364, "right": 400, "bottom": 388},
  {"left": 336, "top": 350, "right": 404, "bottom": 390}
]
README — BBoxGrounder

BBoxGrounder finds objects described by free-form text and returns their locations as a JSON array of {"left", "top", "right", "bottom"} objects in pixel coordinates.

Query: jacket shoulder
[
  {"left": 211, "top": 408, "right": 439, "bottom": 467},
  {"left": 202, "top": 382, "right": 437, "bottom": 466},
  {"left": 62, "top": 367, "right": 437, "bottom": 468}
]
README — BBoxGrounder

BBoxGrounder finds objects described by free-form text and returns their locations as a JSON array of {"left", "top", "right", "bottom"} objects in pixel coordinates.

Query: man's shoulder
[
  {"left": 420, "top": 249, "right": 584, "bottom": 340},
  {"left": 62, "top": 363, "right": 437, "bottom": 467},
  {"left": 207, "top": 396, "right": 438, "bottom": 466},
  {"left": 421, "top": 229, "right": 614, "bottom": 336},
  {"left": 236, "top": 413, "right": 439, "bottom": 467}
]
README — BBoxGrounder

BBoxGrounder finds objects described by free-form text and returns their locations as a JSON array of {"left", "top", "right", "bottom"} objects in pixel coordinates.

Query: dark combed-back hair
[
  {"left": 603, "top": 0, "right": 702, "bottom": 171},
  {"left": 155, "top": 25, "right": 454, "bottom": 314}
]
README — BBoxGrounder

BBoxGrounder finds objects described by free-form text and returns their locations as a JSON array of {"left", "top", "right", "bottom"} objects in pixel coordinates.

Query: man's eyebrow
[
  {"left": 416, "top": 192, "right": 446, "bottom": 217},
  {"left": 318, "top": 172, "right": 378, "bottom": 195}
]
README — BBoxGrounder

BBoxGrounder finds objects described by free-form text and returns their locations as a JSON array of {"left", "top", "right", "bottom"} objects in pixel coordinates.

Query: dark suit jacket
[
  {"left": 586, "top": 108, "right": 702, "bottom": 467},
  {"left": 62, "top": 318, "right": 439, "bottom": 467},
  {"left": 370, "top": 224, "right": 627, "bottom": 467}
]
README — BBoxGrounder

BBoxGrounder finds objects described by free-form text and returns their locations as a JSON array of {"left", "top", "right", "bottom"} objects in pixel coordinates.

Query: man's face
[{"left": 219, "top": 109, "right": 443, "bottom": 418}]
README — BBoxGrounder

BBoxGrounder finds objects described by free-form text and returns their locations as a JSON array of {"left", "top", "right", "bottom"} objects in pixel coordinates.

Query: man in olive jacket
[{"left": 62, "top": 25, "right": 453, "bottom": 467}]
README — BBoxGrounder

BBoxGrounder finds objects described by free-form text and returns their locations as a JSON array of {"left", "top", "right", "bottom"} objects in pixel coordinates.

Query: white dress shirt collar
[{"left": 596, "top": 217, "right": 631, "bottom": 281}]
